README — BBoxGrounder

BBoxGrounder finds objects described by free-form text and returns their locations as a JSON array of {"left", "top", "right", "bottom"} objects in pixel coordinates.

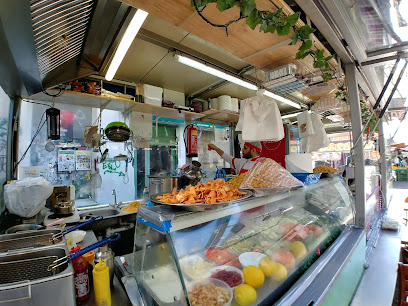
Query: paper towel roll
[
  {"left": 211, "top": 98, "right": 219, "bottom": 110},
  {"left": 231, "top": 98, "right": 239, "bottom": 113},
  {"left": 218, "top": 95, "right": 232, "bottom": 111}
]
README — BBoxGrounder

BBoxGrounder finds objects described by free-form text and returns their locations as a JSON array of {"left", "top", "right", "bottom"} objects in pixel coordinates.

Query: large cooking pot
[{"left": 148, "top": 176, "right": 179, "bottom": 196}]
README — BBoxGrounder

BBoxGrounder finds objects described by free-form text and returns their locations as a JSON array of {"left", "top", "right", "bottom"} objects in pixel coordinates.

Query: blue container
[{"left": 291, "top": 173, "right": 322, "bottom": 185}]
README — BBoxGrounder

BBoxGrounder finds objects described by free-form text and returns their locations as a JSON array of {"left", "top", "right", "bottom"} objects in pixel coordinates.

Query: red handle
[{"left": 95, "top": 159, "right": 97, "bottom": 171}]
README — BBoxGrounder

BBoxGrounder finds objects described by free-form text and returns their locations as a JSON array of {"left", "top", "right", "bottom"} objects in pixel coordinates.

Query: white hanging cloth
[
  {"left": 235, "top": 99, "right": 246, "bottom": 131},
  {"left": 241, "top": 89, "right": 284, "bottom": 141},
  {"left": 300, "top": 113, "right": 329, "bottom": 153}
]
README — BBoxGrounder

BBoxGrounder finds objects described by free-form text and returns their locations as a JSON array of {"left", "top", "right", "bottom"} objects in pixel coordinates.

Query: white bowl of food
[
  {"left": 208, "top": 266, "right": 244, "bottom": 289},
  {"left": 71, "top": 230, "right": 86, "bottom": 243},
  {"left": 186, "top": 278, "right": 233, "bottom": 306},
  {"left": 238, "top": 252, "right": 267, "bottom": 268}
]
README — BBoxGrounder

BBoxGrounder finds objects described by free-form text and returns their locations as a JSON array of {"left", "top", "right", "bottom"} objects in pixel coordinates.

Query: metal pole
[
  {"left": 346, "top": 63, "right": 366, "bottom": 228},
  {"left": 373, "top": 57, "right": 400, "bottom": 110},
  {"left": 379, "top": 61, "right": 408, "bottom": 119},
  {"left": 378, "top": 121, "right": 388, "bottom": 209}
]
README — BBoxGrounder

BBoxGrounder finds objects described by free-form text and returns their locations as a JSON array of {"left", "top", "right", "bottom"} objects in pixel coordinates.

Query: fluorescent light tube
[
  {"left": 105, "top": 9, "right": 148, "bottom": 81},
  {"left": 281, "top": 111, "right": 303, "bottom": 119},
  {"left": 263, "top": 90, "right": 301, "bottom": 109},
  {"left": 174, "top": 54, "right": 258, "bottom": 91}
]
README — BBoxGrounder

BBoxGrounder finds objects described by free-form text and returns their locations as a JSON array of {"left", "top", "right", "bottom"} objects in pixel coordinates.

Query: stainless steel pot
[
  {"left": 54, "top": 200, "right": 74, "bottom": 215},
  {"left": 148, "top": 176, "right": 179, "bottom": 196}
]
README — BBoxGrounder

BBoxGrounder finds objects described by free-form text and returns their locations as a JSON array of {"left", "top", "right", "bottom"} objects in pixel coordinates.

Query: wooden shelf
[
  {"left": 201, "top": 109, "right": 240, "bottom": 123},
  {"left": 25, "top": 90, "right": 205, "bottom": 122}
]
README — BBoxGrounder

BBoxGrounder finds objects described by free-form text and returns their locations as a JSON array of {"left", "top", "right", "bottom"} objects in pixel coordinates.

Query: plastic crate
[
  {"left": 396, "top": 170, "right": 408, "bottom": 181},
  {"left": 291, "top": 173, "right": 322, "bottom": 185}
]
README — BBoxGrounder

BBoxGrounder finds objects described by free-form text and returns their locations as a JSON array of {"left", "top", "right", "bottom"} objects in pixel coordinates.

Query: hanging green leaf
[
  {"left": 217, "top": 0, "right": 228, "bottom": 11},
  {"left": 315, "top": 49, "right": 324, "bottom": 61},
  {"left": 289, "top": 32, "right": 298, "bottom": 45},
  {"left": 299, "top": 40, "right": 313, "bottom": 52},
  {"left": 266, "top": 8, "right": 282, "bottom": 19},
  {"left": 287, "top": 13, "right": 299, "bottom": 26},
  {"left": 298, "top": 25, "right": 316, "bottom": 40},
  {"left": 276, "top": 23, "right": 291, "bottom": 36},
  {"left": 265, "top": 24, "right": 276, "bottom": 33},
  {"left": 241, "top": 0, "right": 257, "bottom": 16},
  {"left": 246, "top": 10, "right": 262, "bottom": 29},
  {"left": 260, "top": 20, "right": 268, "bottom": 32}
]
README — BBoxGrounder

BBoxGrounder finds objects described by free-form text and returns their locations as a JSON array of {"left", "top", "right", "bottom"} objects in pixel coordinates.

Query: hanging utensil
[
  {"left": 100, "top": 148, "right": 109, "bottom": 163},
  {"left": 45, "top": 141, "right": 55, "bottom": 152},
  {"left": 90, "top": 160, "right": 102, "bottom": 189},
  {"left": 50, "top": 216, "right": 103, "bottom": 243},
  {"left": 114, "top": 154, "right": 128, "bottom": 161},
  {"left": 123, "top": 159, "right": 129, "bottom": 184},
  {"left": 47, "top": 233, "right": 120, "bottom": 271}
]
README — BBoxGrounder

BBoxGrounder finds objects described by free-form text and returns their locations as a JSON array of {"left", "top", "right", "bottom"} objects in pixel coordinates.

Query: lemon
[
  {"left": 270, "top": 263, "right": 288, "bottom": 282},
  {"left": 234, "top": 284, "right": 257, "bottom": 306},
  {"left": 242, "top": 265, "right": 265, "bottom": 288},
  {"left": 259, "top": 257, "right": 278, "bottom": 277},
  {"left": 291, "top": 241, "right": 307, "bottom": 259}
]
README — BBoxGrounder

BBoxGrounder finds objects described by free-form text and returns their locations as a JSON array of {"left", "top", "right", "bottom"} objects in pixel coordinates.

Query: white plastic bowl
[
  {"left": 71, "top": 230, "right": 86, "bottom": 243},
  {"left": 186, "top": 278, "right": 233, "bottom": 306},
  {"left": 207, "top": 265, "right": 244, "bottom": 289},
  {"left": 238, "top": 252, "right": 267, "bottom": 268}
]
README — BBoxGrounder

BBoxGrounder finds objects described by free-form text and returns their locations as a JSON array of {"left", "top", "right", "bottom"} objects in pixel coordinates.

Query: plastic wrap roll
[
  {"left": 211, "top": 98, "right": 219, "bottom": 110},
  {"left": 231, "top": 98, "right": 239, "bottom": 113},
  {"left": 218, "top": 95, "right": 232, "bottom": 111}
]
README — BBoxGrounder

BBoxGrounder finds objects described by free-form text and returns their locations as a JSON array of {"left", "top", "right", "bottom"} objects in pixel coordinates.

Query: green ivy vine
[
  {"left": 191, "top": 0, "right": 335, "bottom": 81},
  {"left": 335, "top": 84, "right": 378, "bottom": 133}
]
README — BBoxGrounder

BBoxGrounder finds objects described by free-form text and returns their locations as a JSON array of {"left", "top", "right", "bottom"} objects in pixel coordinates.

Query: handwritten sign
[{"left": 102, "top": 160, "right": 124, "bottom": 177}]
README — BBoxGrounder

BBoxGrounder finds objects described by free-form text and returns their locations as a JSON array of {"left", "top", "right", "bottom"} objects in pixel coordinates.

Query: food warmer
[{"left": 129, "top": 177, "right": 362, "bottom": 305}]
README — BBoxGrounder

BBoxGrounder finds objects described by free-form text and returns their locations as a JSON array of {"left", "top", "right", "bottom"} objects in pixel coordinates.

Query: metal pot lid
[{"left": 104, "top": 121, "right": 129, "bottom": 131}]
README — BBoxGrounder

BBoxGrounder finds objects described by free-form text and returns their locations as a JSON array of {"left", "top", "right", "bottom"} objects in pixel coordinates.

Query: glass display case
[{"left": 132, "top": 177, "right": 354, "bottom": 305}]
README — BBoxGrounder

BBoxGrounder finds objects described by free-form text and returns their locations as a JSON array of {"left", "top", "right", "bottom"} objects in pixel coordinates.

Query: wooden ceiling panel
[
  {"left": 119, "top": 0, "right": 195, "bottom": 26},
  {"left": 181, "top": 3, "right": 291, "bottom": 60}
]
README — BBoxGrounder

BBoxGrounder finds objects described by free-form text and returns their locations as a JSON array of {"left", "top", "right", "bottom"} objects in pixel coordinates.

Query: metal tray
[{"left": 149, "top": 190, "right": 253, "bottom": 212}]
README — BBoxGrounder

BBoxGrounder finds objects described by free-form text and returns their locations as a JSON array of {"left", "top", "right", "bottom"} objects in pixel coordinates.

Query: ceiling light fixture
[
  {"left": 281, "top": 111, "right": 303, "bottom": 119},
  {"left": 174, "top": 54, "right": 258, "bottom": 91},
  {"left": 175, "top": 54, "right": 302, "bottom": 109},
  {"left": 263, "top": 90, "right": 301, "bottom": 109},
  {"left": 105, "top": 9, "right": 148, "bottom": 81}
]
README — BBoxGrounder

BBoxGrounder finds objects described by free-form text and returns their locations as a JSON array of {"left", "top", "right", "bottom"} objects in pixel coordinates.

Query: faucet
[{"left": 111, "top": 189, "right": 118, "bottom": 208}]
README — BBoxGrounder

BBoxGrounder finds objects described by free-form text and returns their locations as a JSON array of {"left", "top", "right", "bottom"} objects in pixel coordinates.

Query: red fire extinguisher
[{"left": 185, "top": 124, "right": 198, "bottom": 157}]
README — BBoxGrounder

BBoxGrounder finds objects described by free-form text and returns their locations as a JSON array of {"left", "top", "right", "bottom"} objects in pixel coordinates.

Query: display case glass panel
[{"left": 132, "top": 177, "right": 354, "bottom": 305}]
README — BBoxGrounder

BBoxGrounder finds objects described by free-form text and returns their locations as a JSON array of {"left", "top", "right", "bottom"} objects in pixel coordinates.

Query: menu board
[
  {"left": 57, "top": 150, "right": 76, "bottom": 172},
  {"left": 75, "top": 150, "right": 91, "bottom": 171}
]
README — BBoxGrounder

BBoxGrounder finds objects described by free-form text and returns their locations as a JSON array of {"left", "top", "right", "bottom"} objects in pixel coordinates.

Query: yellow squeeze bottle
[{"left": 93, "top": 259, "right": 111, "bottom": 306}]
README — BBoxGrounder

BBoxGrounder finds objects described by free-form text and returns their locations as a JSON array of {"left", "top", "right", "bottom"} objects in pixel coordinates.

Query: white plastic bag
[
  {"left": 4, "top": 177, "right": 54, "bottom": 217},
  {"left": 300, "top": 113, "right": 329, "bottom": 153},
  {"left": 296, "top": 111, "right": 314, "bottom": 139}
]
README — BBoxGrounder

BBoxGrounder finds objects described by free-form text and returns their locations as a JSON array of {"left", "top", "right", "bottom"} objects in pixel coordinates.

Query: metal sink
[{"left": 79, "top": 208, "right": 120, "bottom": 220}]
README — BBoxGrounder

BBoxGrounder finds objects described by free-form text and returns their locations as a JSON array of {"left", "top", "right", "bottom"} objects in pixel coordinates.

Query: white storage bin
[{"left": 143, "top": 84, "right": 163, "bottom": 106}]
